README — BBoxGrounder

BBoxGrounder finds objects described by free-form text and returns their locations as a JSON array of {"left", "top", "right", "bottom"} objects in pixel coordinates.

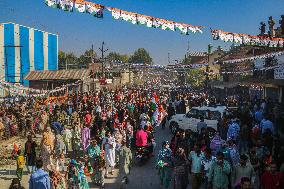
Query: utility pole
[
  {"left": 206, "top": 44, "right": 213, "bottom": 89},
  {"left": 187, "top": 40, "right": 190, "bottom": 57},
  {"left": 99, "top": 41, "right": 108, "bottom": 79},
  {"left": 168, "top": 52, "right": 171, "bottom": 65},
  {"left": 65, "top": 53, "right": 67, "bottom": 70},
  {"left": 129, "top": 63, "right": 131, "bottom": 84}
]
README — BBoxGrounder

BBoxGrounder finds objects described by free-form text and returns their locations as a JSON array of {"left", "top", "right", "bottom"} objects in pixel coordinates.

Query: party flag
[
  {"left": 161, "top": 20, "right": 175, "bottom": 31},
  {"left": 58, "top": 0, "right": 73, "bottom": 12},
  {"left": 86, "top": 2, "right": 104, "bottom": 17},
  {"left": 74, "top": 0, "right": 86, "bottom": 13},
  {"left": 175, "top": 23, "right": 189, "bottom": 35},
  {"left": 153, "top": 18, "right": 163, "bottom": 29},
  {"left": 121, "top": 11, "right": 137, "bottom": 24},
  {"left": 111, "top": 8, "right": 121, "bottom": 20},
  {"left": 45, "top": 0, "right": 58, "bottom": 8}
]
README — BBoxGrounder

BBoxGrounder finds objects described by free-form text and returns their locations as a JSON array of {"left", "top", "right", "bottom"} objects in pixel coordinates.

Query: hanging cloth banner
[
  {"left": 220, "top": 65, "right": 281, "bottom": 74},
  {"left": 45, "top": 0, "right": 104, "bottom": 17},
  {"left": 44, "top": 1, "right": 203, "bottom": 34},
  {"left": 211, "top": 29, "right": 284, "bottom": 48},
  {"left": 219, "top": 51, "right": 284, "bottom": 64},
  {"left": 107, "top": 7, "right": 203, "bottom": 35}
]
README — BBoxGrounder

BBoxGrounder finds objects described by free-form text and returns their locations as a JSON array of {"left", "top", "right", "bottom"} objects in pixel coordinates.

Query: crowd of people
[
  {"left": 1, "top": 86, "right": 169, "bottom": 189},
  {"left": 156, "top": 93, "right": 284, "bottom": 189},
  {"left": 0, "top": 85, "right": 283, "bottom": 189}
]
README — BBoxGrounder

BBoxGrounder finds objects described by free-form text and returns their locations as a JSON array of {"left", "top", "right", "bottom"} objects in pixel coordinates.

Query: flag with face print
[
  {"left": 45, "top": 0, "right": 58, "bottom": 8},
  {"left": 74, "top": 0, "right": 86, "bottom": 13}
]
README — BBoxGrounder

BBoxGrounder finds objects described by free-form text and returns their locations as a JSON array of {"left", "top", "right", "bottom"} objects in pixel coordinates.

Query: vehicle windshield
[
  {"left": 187, "top": 109, "right": 221, "bottom": 120},
  {"left": 208, "top": 111, "right": 221, "bottom": 120}
]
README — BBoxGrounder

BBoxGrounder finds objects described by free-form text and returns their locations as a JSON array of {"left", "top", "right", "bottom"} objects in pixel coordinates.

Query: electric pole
[
  {"left": 99, "top": 41, "right": 108, "bottom": 79},
  {"left": 168, "top": 52, "right": 170, "bottom": 65},
  {"left": 187, "top": 40, "right": 190, "bottom": 57}
]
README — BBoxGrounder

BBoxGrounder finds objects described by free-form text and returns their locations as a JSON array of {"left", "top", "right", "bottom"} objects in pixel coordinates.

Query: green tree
[
  {"left": 58, "top": 51, "right": 66, "bottom": 70},
  {"left": 106, "top": 52, "right": 129, "bottom": 63},
  {"left": 187, "top": 69, "right": 206, "bottom": 87},
  {"left": 58, "top": 51, "right": 79, "bottom": 69},
  {"left": 181, "top": 55, "right": 191, "bottom": 65},
  {"left": 78, "top": 49, "right": 97, "bottom": 68},
  {"left": 65, "top": 52, "right": 79, "bottom": 69},
  {"left": 129, "top": 48, "right": 153, "bottom": 65}
]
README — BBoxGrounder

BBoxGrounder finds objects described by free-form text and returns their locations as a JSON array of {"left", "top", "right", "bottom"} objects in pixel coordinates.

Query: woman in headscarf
[
  {"left": 40, "top": 127, "right": 55, "bottom": 171},
  {"left": 173, "top": 148, "right": 189, "bottom": 189},
  {"left": 81, "top": 125, "right": 90, "bottom": 152},
  {"left": 157, "top": 141, "right": 173, "bottom": 189},
  {"left": 78, "top": 161, "right": 90, "bottom": 189},
  {"left": 65, "top": 159, "right": 79, "bottom": 189},
  {"left": 210, "top": 132, "right": 224, "bottom": 156},
  {"left": 72, "top": 121, "right": 82, "bottom": 158}
]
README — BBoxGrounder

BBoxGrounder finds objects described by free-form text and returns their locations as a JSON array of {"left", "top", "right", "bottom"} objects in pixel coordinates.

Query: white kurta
[{"left": 102, "top": 136, "right": 116, "bottom": 167}]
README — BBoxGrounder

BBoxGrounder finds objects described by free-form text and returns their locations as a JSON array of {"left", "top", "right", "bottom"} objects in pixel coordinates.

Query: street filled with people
[{"left": 0, "top": 84, "right": 283, "bottom": 189}]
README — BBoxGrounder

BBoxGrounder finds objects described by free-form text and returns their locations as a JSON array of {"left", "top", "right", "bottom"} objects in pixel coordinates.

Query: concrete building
[{"left": 0, "top": 22, "right": 58, "bottom": 86}]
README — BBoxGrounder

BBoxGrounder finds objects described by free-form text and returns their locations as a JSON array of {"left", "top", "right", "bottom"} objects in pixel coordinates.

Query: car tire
[{"left": 170, "top": 122, "right": 179, "bottom": 134}]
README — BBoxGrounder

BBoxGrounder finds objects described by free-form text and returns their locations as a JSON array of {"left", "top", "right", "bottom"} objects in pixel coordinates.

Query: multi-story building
[{"left": 0, "top": 22, "right": 58, "bottom": 86}]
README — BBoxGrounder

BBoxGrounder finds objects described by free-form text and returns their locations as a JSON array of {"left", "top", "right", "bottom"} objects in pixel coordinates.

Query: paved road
[
  {"left": 122, "top": 126, "right": 170, "bottom": 189},
  {"left": 0, "top": 126, "right": 173, "bottom": 189}
]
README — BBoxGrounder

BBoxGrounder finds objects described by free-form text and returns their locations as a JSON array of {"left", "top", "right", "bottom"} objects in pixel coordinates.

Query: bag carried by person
[{"left": 17, "top": 155, "right": 25, "bottom": 169}]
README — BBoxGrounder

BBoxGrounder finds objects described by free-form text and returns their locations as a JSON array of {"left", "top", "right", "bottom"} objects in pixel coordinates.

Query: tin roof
[
  {"left": 24, "top": 69, "right": 90, "bottom": 81},
  {"left": 188, "top": 52, "right": 207, "bottom": 57}
]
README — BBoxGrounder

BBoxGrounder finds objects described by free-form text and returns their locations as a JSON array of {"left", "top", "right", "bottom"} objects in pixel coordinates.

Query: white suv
[{"left": 169, "top": 106, "right": 226, "bottom": 135}]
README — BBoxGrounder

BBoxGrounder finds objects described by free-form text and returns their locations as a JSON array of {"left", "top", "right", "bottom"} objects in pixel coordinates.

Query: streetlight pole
[
  {"left": 206, "top": 44, "right": 213, "bottom": 89},
  {"left": 99, "top": 41, "right": 108, "bottom": 79}
]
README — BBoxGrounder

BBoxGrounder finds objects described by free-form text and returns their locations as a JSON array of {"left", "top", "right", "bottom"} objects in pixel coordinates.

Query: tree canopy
[
  {"left": 58, "top": 49, "right": 97, "bottom": 70},
  {"left": 129, "top": 48, "right": 153, "bottom": 65},
  {"left": 187, "top": 69, "right": 206, "bottom": 87},
  {"left": 106, "top": 52, "right": 129, "bottom": 63}
]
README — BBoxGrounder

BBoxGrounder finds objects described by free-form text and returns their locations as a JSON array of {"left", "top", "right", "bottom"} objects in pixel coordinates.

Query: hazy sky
[{"left": 1, "top": 0, "right": 284, "bottom": 64}]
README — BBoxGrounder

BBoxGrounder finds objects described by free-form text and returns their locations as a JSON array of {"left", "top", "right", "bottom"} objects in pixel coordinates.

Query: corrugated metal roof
[
  {"left": 189, "top": 52, "right": 207, "bottom": 57},
  {"left": 24, "top": 69, "right": 90, "bottom": 81}
]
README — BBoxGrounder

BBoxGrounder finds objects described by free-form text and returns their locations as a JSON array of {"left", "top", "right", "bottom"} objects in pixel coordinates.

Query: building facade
[{"left": 0, "top": 22, "right": 58, "bottom": 86}]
